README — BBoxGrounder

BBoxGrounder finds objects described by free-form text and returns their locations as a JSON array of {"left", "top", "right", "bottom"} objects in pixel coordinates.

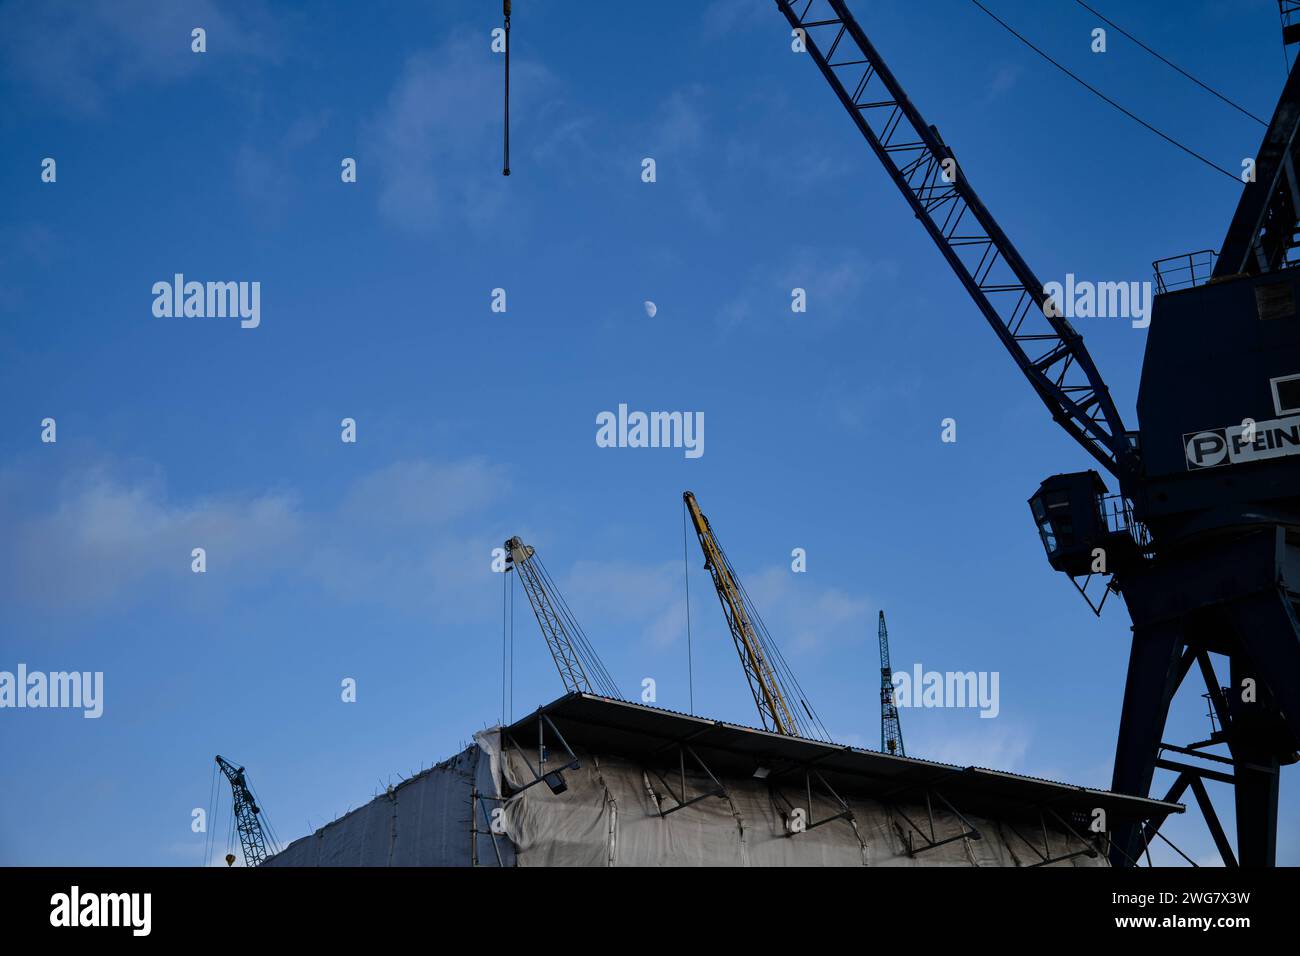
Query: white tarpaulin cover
[
  {"left": 497, "top": 745, "right": 1105, "bottom": 867},
  {"left": 265, "top": 731, "right": 515, "bottom": 867},
  {"left": 266, "top": 729, "right": 1108, "bottom": 867}
]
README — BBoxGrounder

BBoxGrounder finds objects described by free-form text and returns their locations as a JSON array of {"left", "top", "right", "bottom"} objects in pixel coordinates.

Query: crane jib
[{"left": 777, "top": 0, "right": 1134, "bottom": 483}]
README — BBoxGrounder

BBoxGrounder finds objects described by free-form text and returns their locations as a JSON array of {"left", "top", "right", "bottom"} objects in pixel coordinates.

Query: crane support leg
[
  {"left": 1229, "top": 586, "right": 1300, "bottom": 749},
  {"left": 1109, "top": 618, "right": 1186, "bottom": 865},
  {"left": 1111, "top": 527, "right": 1300, "bottom": 867},
  {"left": 1230, "top": 652, "right": 1282, "bottom": 867}
]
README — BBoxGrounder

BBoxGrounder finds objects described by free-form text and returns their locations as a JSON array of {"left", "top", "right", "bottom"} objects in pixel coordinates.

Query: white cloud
[
  {"left": 366, "top": 31, "right": 557, "bottom": 234},
  {"left": 338, "top": 458, "right": 509, "bottom": 529},
  {"left": 561, "top": 556, "right": 871, "bottom": 663},
  {"left": 640, "top": 88, "right": 723, "bottom": 231},
  {"left": 981, "top": 64, "right": 1023, "bottom": 107},
  {"left": 3, "top": 465, "right": 300, "bottom": 610},
  {"left": 915, "top": 721, "right": 1033, "bottom": 771},
  {"left": 740, "top": 566, "right": 872, "bottom": 656},
  {"left": 562, "top": 560, "right": 685, "bottom": 650},
  {"left": 718, "top": 247, "right": 899, "bottom": 331},
  {"left": 0, "top": 456, "right": 509, "bottom": 616},
  {"left": 234, "top": 111, "right": 331, "bottom": 216},
  {"left": 700, "top": 0, "right": 755, "bottom": 38},
  {"left": 0, "top": 0, "right": 277, "bottom": 117}
]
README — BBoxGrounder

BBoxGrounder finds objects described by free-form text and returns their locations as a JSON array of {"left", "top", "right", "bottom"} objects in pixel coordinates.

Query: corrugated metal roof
[{"left": 502, "top": 693, "right": 1184, "bottom": 825}]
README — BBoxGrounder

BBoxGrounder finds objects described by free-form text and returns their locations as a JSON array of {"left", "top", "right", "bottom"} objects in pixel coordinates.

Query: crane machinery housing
[{"left": 778, "top": 0, "right": 1299, "bottom": 866}]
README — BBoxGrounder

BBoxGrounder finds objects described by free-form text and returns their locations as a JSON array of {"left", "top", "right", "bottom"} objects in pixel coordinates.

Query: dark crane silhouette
[
  {"left": 879, "top": 612, "right": 904, "bottom": 757},
  {"left": 215, "top": 755, "right": 274, "bottom": 867},
  {"left": 778, "top": 0, "right": 1299, "bottom": 866}
]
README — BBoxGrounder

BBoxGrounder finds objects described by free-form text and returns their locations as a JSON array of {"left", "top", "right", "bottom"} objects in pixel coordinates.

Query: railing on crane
[{"left": 1152, "top": 250, "right": 1218, "bottom": 294}]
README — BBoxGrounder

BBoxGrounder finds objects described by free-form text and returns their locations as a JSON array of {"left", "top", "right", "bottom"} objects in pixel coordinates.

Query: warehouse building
[{"left": 264, "top": 694, "right": 1182, "bottom": 867}]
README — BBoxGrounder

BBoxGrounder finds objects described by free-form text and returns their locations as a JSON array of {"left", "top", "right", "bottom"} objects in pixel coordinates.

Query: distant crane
[
  {"left": 214, "top": 755, "right": 275, "bottom": 867},
  {"left": 878, "top": 611, "right": 905, "bottom": 756},
  {"left": 683, "top": 492, "right": 826, "bottom": 739},
  {"left": 504, "top": 536, "right": 621, "bottom": 698}
]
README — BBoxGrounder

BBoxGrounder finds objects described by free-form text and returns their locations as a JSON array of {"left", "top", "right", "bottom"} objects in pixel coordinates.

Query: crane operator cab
[{"left": 1029, "top": 471, "right": 1139, "bottom": 578}]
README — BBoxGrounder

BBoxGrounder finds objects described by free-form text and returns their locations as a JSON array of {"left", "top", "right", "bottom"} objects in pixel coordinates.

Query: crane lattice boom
[
  {"left": 777, "top": 0, "right": 1135, "bottom": 486},
  {"left": 505, "top": 536, "right": 621, "bottom": 698},
  {"left": 683, "top": 492, "right": 823, "bottom": 738},
  {"left": 215, "top": 755, "right": 272, "bottom": 867},
  {"left": 878, "top": 611, "right": 905, "bottom": 756}
]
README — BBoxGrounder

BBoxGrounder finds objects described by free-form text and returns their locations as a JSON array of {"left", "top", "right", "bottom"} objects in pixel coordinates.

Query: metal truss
[
  {"left": 215, "top": 755, "right": 273, "bottom": 867},
  {"left": 1140, "top": 761, "right": 1236, "bottom": 868},
  {"left": 1137, "top": 644, "right": 1254, "bottom": 869},
  {"left": 1117, "top": 636, "right": 1283, "bottom": 868},
  {"left": 643, "top": 744, "right": 730, "bottom": 817},
  {"left": 1281, "top": 1, "right": 1300, "bottom": 48},
  {"left": 776, "top": 0, "right": 1135, "bottom": 483},
  {"left": 507, "top": 537, "right": 621, "bottom": 696},
  {"left": 1214, "top": 48, "right": 1300, "bottom": 277},
  {"left": 501, "top": 713, "right": 581, "bottom": 796},
  {"left": 1069, "top": 570, "right": 1119, "bottom": 616},
  {"left": 889, "top": 788, "right": 983, "bottom": 856},
  {"left": 1003, "top": 808, "right": 1101, "bottom": 867},
  {"left": 768, "top": 768, "right": 856, "bottom": 833}
]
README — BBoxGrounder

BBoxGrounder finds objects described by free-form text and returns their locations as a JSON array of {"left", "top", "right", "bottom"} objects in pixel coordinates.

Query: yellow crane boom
[{"left": 683, "top": 491, "right": 820, "bottom": 738}]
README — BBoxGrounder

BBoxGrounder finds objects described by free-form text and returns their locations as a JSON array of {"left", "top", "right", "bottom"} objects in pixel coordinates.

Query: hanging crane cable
[
  {"left": 502, "top": 0, "right": 511, "bottom": 176},
  {"left": 204, "top": 757, "right": 219, "bottom": 866},
  {"left": 682, "top": 499, "right": 695, "bottom": 714},
  {"left": 1074, "top": 1, "right": 1268, "bottom": 126},
  {"left": 970, "top": 0, "right": 1241, "bottom": 182}
]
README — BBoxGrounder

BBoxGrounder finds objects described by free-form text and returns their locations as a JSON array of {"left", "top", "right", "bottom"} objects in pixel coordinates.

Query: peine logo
[
  {"left": 152, "top": 274, "right": 261, "bottom": 329},
  {"left": 596, "top": 403, "right": 704, "bottom": 459},
  {"left": 1185, "top": 415, "right": 1300, "bottom": 470},
  {"left": 50, "top": 886, "right": 151, "bottom": 936}
]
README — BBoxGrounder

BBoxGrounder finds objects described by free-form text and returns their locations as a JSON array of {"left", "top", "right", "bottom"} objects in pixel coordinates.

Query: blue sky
[{"left": 0, "top": 0, "right": 1294, "bottom": 866}]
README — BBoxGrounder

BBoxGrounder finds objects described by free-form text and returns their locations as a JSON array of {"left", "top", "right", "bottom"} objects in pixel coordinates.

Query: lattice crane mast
[
  {"left": 879, "top": 611, "right": 905, "bottom": 756},
  {"left": 504, "top": 536, "right": 621, "bottom": 698},
  {"left": 214, "top": 755, "right": 274, "bottom": 867},
  {"left": 683, "top": 492, "right": 824, "bottom": 738}
]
